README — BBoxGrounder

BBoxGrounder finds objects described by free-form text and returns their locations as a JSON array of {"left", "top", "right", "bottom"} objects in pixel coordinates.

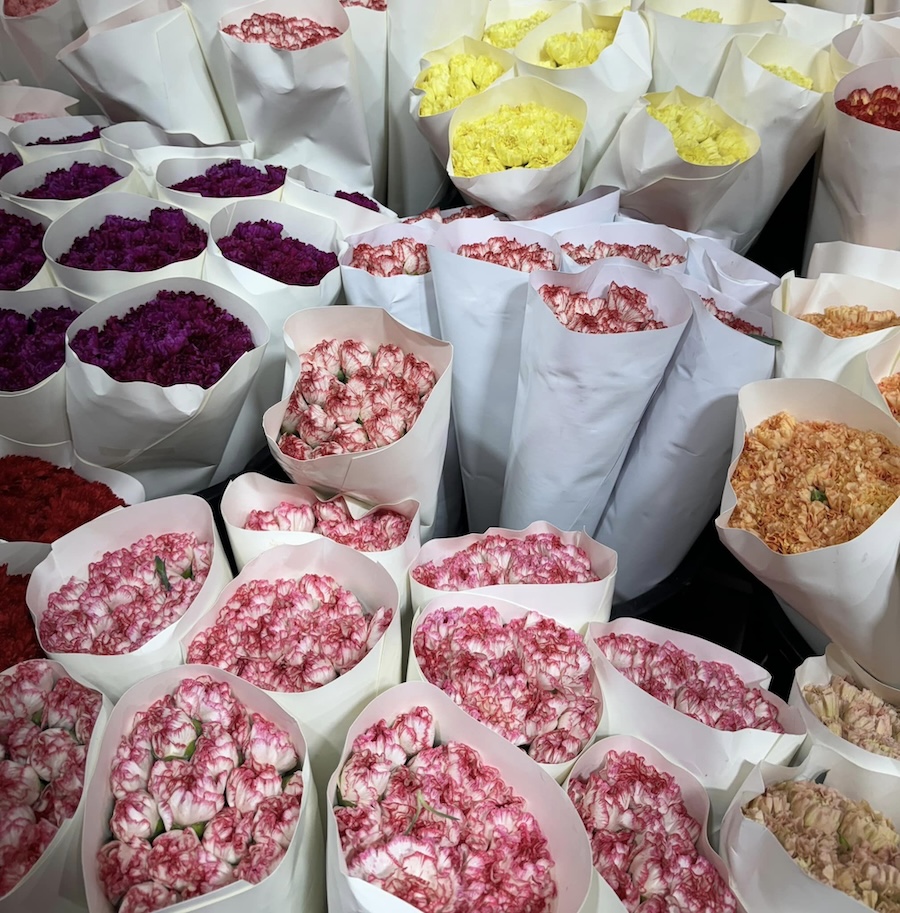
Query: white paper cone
[
  {"left": 830, "top": 18, "right": 900, "bottom": 82},
  {"left": 74, "top": 0, "right": 139, "bottom": 27},
  {"left": 554, "top": 220, "right": 687, "bottom": 272},
  {"left": 774, "top": 3, "right": 861, "bottom": 52},
  {"left": 9, "top": 114, "right": 108, "bottom": 163},
  {"left": 863, "top": 331, "right": 900, "bottom": 416},
  {"left": 27, "top": 496, "right": 232, "bottom": 701},
  {"left": 807, "top": 240, "right": 900, "bottom": 286},
  {"left": 685, "top": 234, "right": 779, "bottom": 309},
  {"left": 0, "top": 84, "right": 77, "bottom": 134},
  {"left": 0, "top": 196, "right": 53, "bottom": 291}
]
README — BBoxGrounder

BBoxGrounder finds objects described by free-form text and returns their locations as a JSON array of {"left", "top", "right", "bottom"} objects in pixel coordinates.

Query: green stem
[
  {"left": 748, "top": 333, "right": 782, "bottom": 347},
  {"left": 405, "top": 791, "right": 459, "bottom": 835},
  {"left": 154, "top": 556, "right": 171, "bottom": 592}
]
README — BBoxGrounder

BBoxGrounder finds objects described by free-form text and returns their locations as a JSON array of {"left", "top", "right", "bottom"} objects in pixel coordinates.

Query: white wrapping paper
[
  {"left": 26, "top": 496, "right": 232, "bottom": 702},
  {"left": 863, "top": 331, "right": 900, "bottom": 415},
  {"left": 554, "top": 220, "right": 688, "bottom": 272},
  {"left": 830, "top": 18, "right": 900, "bottom": 81},
  {"left": 74, "top": 0, "right": 140, "bottom": 27},
  {"left": 64, "top": 277, "right": 268, "bottom": 498},
  {"left": 807, "top": 239, "right": 900, "bottom": 286},
  {"left": 511, "top": 184, "right": 621, "bottom": 234},
  {"left": 499, "top": 260, "right": 692, "bottom": 533},
  {"left": 0, "top": 196, "right": 53, "bottom": 292},
  {"left": 9, "top": 114, "right": 107, "bottom": 163},
  {"left": 0, "top": 84, "right": 77, "bottom": 134},
  {"left": 716, "top": 377, "right": 900, "bottom": 687},
  {"left": 773, "top": 3, "right": 860, "bottom": 52},
  {"left": 685, "top": 234, "right": 780, "bottom": 309},
  {"left": 81, "top": 665, "right": 325, "bottom": 913}
]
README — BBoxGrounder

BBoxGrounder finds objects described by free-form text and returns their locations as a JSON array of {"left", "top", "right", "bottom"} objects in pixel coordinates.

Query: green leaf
[
  {"left": 181, "top": 563, "right": 194, "bottom": 580},
  {"left": 154, "top": 556, "right": 172, "bottom": 592},
  {"left": 810, "top": 487, "right": 829, "bottom": 505},
  {"left": 748, "top": 333, "right": 782, "bottom": 347}
]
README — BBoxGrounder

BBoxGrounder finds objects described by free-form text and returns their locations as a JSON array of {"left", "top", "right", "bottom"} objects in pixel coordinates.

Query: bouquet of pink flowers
[{"left": 554, "top": 222, "right": 687, "bottom": 273}]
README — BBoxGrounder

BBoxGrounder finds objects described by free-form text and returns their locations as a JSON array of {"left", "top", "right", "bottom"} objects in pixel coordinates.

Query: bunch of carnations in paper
[
  {"left": 498, "top": 261, "right": 692, "bottom": 536},
  {"left": 42, "top": 192, "right": 210, "bottom": 302},
  {"left": 26, "top": 495, "right": 231, "bottom": 701},
  {"left": 0, "top": 197, "right": 51, "bottom": 292},
  {"left": 81, "top": 666, "right": 324, "bottom": 913},
  {"left": 408, "top": 593, "right": 603, "bottom": 780},
  {"left": 325, "top": 681, "right": 594, "bottom": 913},
  {"left": 263, "top": 306, "right": 452, "bottom": 539},
  {"left": 555, "top": 221, "right": 687, "bottom": 272},
  {"left": 181, "top": 540, "right": 401, "bottom": 803},
  {"left": 0, "top": 557, "right": 43, "bottom": 672},
  {"left": 0, "top": 133, "right": 20, "bottom": 180},
  {"left": 8, "top": 116, "right": 107, "bottom": 163},
  {"left": 0, "top": 86, "right": 76, "bottom": 134},
  {"left": 589, "top": 617, "right": 805, "bottom": 828},
  {"left": 0, "top": 659, "right": 108, "bottom": 911},
  {"left": 715, "top": 378, "right": 900, "bottom": 688},
  {"left": 63, "top": 278, "right": 268, "bottom": 498},
  {"left": 565, "top": 735, "right": 741, "bottom": 912}
]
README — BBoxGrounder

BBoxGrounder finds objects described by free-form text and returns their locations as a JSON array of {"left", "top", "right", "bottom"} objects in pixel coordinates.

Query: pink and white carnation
[
  {"left": 539, "top": 282, "right": 667, "bottom": 334},
  {"left": 456, "top": 237, "right": 558, "bottom": 272},
  {"left": 350, "top": 238, "right": 431, "bottom": 277},
  {"left": 700, "top": 295, "right": 764, "bottom": 336},
  {"left": 277, "top": 338, "right": 436, "bottom": 460},
  {"left": 595, "top": 632, "right": 785, "bottom": 734},
  {"left": 222, "top": 12, "right": 341, "bottom": 50},
  {"left": 39, "top": 533, "right": 212, "bottom": 656},
  {"left": 561, "top": 240, "right": 686, "bottom": 269},
  {"left": 118, "top": 883, "right": 181, "bottom": 913},
  {"left": 186, "top": 574, "right": 394, "bottom": 694}
]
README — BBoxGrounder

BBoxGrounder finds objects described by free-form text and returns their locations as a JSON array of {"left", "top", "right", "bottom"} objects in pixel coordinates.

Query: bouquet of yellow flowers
[
  {"left": 417, "top": 54, "right": 506, "bottom": 117},
  {"left": 483, "top": 9, "right": 551, "bottom": 48}
]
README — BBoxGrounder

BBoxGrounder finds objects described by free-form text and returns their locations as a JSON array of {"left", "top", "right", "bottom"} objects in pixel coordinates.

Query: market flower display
[
  {"left": 878, "top": 373, "right": 900, "bottom": 419},
  {"left": 743, "top": 779, "right": 900, "bottom": 908},
  {"left": 412, "top": 532, "right": 599, "bottom": 589},
  {"left": 0, "top": 209, "right": 45, "bottom": 291},
  {"left": 168, "top": 160, "right": 287, "bottom": 198},
  {"left": 334, "top": 190, "right": 380, "bottom": 212},
  {"left": 837, "top": 85, "right": 900, "bottom": 131},
  {"left": 28, "top": 126, "right": 103, "bottom": 146},
  {"left": 561, "top": 240, "right": 686, "bottom": 269},
  {"left": 539, "top": 28, "right": 616, "bottom": 69},
  {"left": 727, "top": 412, "right": 900, "bottom": 554},
  {"left": 186, "top": 573, "right": 393, "bottom": 693},
  {"left": 763, "top": 64, "right": 814, "bottom": 90},
  {"left": 451, "top": 103, "right": 582, "bottom": 177},
  {"left": 0, "top": 152, "right": 21, "bottom": 180},
  {"left": 539, "top": 282, "right": 667, "bottom": 334},
  {"left": 97, "top": 675, "right": 304, "bottom": 909},
  {"left": 222, "top": 12, "right": 341, "bottom": 50},
  {"left": 69, "top": 290, "right": 255, "bottom": 388},
  {"left": 277, "top": 338, "right": 436, "bottom": 460},
  {"left": 335, "top": 705, "right": 558, "bottom": 913},
  {"left": 216, "top": 219, "right": 337, "bottom": 287},
  {"left": 57, "top": 208, "right": 208, "bottom": 272},
  {"left": 18, "top": 162, "right": 122, "bottom": 201},
  {"left": 0, "top": 305, "right": 80, "bottom": 391},
  {"left": 681, "top": 8, "right": 724, "bottom": 22},
  {"left": 568, "top": 750, "right": 738, "bottom": 912},
  {"left": 700, "top": 295, "right": 763, "bottom": 336},
  {"left": 0, "top": 660, "right": 102, "bottom": 896},
  {"left": 456, "top": 236, "right": 557, "bottom": 272},
  {"left": 648, "top": 102, "right": 750, "bottom": 166},
  {"left": 594, "top": 632, "right": 785, "bottom": 732},
  {"left": 483, "top": 10, "right": 551, "bottom": 49},
  {"left": 38, "top": 532, "right": 211, "bottom": 655},
  {"left": 244, "top": 496, "right": 411, "bottom": 552},
  {"left": 0, "top": 566, "right": 42, "bottom": 673},
  {"left": 798, "top": 305, "right": 900, "bottom": 337},
  {"left": 416, "top": 55, "right": 506, "bottom": 117},
  {"left": 414, "top": 605, "right": 600, "bottom": 763},
  {"left": 0, "top": 455, "right": 126, "bottom": 543},
  {"left": 349, "top": 238, "right": 430, "bottom": 276}
]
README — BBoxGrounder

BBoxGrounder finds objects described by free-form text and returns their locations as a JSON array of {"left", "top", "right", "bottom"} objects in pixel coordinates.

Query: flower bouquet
[
  {"left": 588, "top": 617, "right": 805, "bottom": 829},
  {"left": 554, "top": 220, "right": 688, "bottom": 272},
  {"left": 0, "top": 196, "right": 51, "bottom": 291},
  {"left": 830, "top": 17, "right": 900, "bottom": 83},
  {"left": 447, "top": 75, "right": 587, "bottom": 220},
  {"left": 0, "top": 556, "right": 43, "bottom": 672},
  {"left": 509, "top": 182, "right": 621, "bottom": 233},
  {"left": 181, "top": 540, "right": 401, "bottom": 804},
  {"left": 0, "top": 132, "right": 19, "bottom": 179},
  {"left": 215, "top": 0, "right": 373, "bottom": 191},
  {"left": 0, "top": 84, "right": 76, "bottom": 134},
  {"left": 480, "top": 0, "right": 570, "bottom": 50},
  {"left": 806, "top": 240, "right": 900, "bottom": 290},
  {"left": 325, "top": 681, "right": 594, "bottom": 913},
  {"left": 80, "top": 666, "right": 324, "bottom": 913},
  {"left": 262, "top": 306, "right": 452, "bottom": 538},
  {"left": 408, "top": 593, "right": 603, "bottom": 780},
  {"left": 63, "top": 278, "right": 267, "bottom": 496},
  {"left": 0, "top": 659, "right": 109, "bottom": 913},
  {"left": 716, "top": 378, "right": 900, "bottom": 687},
  {"left": 8, "top": 114, "right": 107, "bottom": 162},
  {"left": 499, "top": 260, "right": 692, "bottom": 535},
  {"left": 27, "top": 495, "right": 231, "bottom": 701}
]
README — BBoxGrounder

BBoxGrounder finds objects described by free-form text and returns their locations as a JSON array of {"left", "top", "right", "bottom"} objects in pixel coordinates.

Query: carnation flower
[
  {"left": 97, "top": 839, "right": 152, "bottom": 905},
  {"left": 19, "top": 162, "right": 123, "bottom": 201},
  {"left": 334, "top": 190, "right": 380, "bottom": 211},
  {"left": 0, "top": 209, "right": 45, "bottom": 291},
  {"left": 700, "top": 295, "right": 763, "bottom": 336},
  {"left": 10, "top": 112, "right": 53, "bottom": 123},
  {"left": 118, "top": 882, "right": 180, "bottom": 913},
  {"left": 27, "top": 126, "right": 102, "bottom": 146},
  {"left": 539, "top": 28, "right": 616, "bottom": 69},
  {"left": 202, "top": 807, "right": 252, "bottom": 864},
  {"left": 340, "top": 0, "right": 385, "bottom": 7},
  {"left": 682, "top": 7, "right": 723, "bottom": 22},
  {"left": 879, "top": 372, "right": 900, "bottom": 420},
  {"left": 223, "top": 12, "right": 341, "bottom": 50},
  {"left": 648, "top": 101, "right": 750, "bottom": 166},
  {"left": 226, "top": 763, "right": 282, "bottom": 815},
  {"left": 456, "top": 237, "right": 557, "bottom": 272},
  {"left": 539, "top": 282, "right": 667, "bottom": 334},
  {"left": 417, "top": 55, "right": 505, "bottom": 117},
  {"left": 349, "top": 238, "right": 430, "bottom": 277},
  {"left": 4, "top": 0, "right": 56, "bottom": 16},
  {"left": 443, "top": 205, "right": 496, "bottom": 222},
  {"left": 483, "top": 11, "right": 551, "bottom": 48},
  {"left": 69, "top": 290, "right": 254, "bottom": 388},
  {"left": 252, "top": 794, "right": 301, "bottom": 849},
  {"left": 168, "top": 159, "right": 286, "bottom": 198},
  {"left": 233, "top": 840, "right": 286, "bottom": 883},
  {"left": 799, "top": 305, "right": 900, "bottom": 338},
  {"left": 0, "top": 305, "right": 80, "bottom": 391},
  {"left": 0, "top": 565, "right": 42, "bottom": 672},
  {"left": 561, "top": 240, "right": 686, "bottom": 269},
  {"left": 764, "top": 63, "right": 813, "bottom": 89},
  {"left": 0, "top": 152, "right": 21, "bottom": 179},
  {"left": 837, "top": 85, "right": 900, "bottom": 131}
]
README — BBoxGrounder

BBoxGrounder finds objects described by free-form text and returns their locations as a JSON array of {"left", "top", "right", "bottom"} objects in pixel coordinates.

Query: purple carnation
[
  {"left": 0, "top": 153, "right": 21, "bottom": 180},
  {"left": 0, "top": 305, "right": 80, "bottom": 391},
  {"left": 58, "top": 207, "right": 208, "bottom": 272},
  {"left": 27, "top": 126, "right": 102, "bottom": 146},
  {"left": 70, "top": 289, "right": 255, "bottom": 388},
  {"left": 0, "top": 210, "right": 45, "bottom": 291},
  {"left": 334, "top": 190, "right": 380, "bottom": 212},
  {"left": 217, "top": 219, "right": 338, "bottom": 287},
  {"left": 169, "top": 159, "right": 286, "bottom": 198},
  {"left": 19, "top": 162, "right": 123, "bottom": 201}
]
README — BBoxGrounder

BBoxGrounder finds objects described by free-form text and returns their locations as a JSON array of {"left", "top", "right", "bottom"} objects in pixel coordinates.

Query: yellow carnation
[
  {"left": 483, "top": 10, "right": 551, "bottom": 49},
  {"left": 763, "top": 63, "right": 814, "bottom": 90},
  {"left": 681, "top": 8, "right": 723, "bottom": 22},
  {"left": 539, "top": 28, "right": 616, "bottom": 69},
  {"left": 417, "top": 54, "right": 506, "bottom": 117},
  {"left": 648, "top": 102, "right": 750, "bottom": 165},
  {"left": 452, "top": 102, "right": 582, "bottom": 177}
]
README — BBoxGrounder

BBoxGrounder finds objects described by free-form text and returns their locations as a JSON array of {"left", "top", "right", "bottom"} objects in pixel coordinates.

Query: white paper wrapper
[
  {"left": 807, "top": 240, "right": 900, "bottom": 287},
  {"left": 499, "top": 260, "right": 692, "bottom": 533},
  {"left": 720, "top": 745, "right": 900, "bottom": 913},
  {"left": 830, "top": 17, "right": 900, "bottom": 81},
  {"left": 0, "top": 196, "right": 53, "bottom": 292},
  {"left": 0, "top": 33, "right": 36, "bottom": 92},
  {"left": 216, "top": 0, "right": 374, "bottom": 190},
  {"left": 716, "top": 377, "right": 900, "bottom": 687},
  {"left": 262, "top": 306, "right": 452, "bottom": 538},
  {"left": 42, "top": 191, "right": 208, "bottom": 301},
  {"left": 684, "top": 234, "right": 779, "bottom": 309},
  {"left": 74, "top": 0, "right": 141, "bottom": 27},
  {"left": 555, "top": 219, "right": 687, "bottom": 272},
  {"left": 179, "top": 541, "right": 402, "bottom": 814},
  {"left": 447, "top": 75, "right": 587, "bottom": 221},
  {"left": 509, "top": 183, "right": 621, "bottom": 233},
  {"left": 0, "top": 149, "right": 139, "bottom": 220},
  {"left": 588, "top": 616, "right": 806, "bottom": 829},
  {"left": 863, "top": 331, "right": 900, "bottom": 416},
  {"left": 597, "top": 278, "right": 776, "bottom": 602},
  {"left": 9, "top": 114, "right": 107, "bottom": 163},
  {"left": 515, "top": 6, "right": 652, "bottom": 182},
  {"left": 773, "top": 2, "right": 860, "bottom": 51},
  {"left": 0, "top": 84, "right": 77, "bottom": 134},
  {"left": 26, "top": 496, "right": 232, "bottom": 701},
  {"left": 56, "top": 0, "right": 230, "bottom": 144},
  {"left": 325, "top": 680, "right": 595, "bottom": 913},
  {"left": 81, "top": 664, "right": 325, "bottom": 913},
  {"left": 64, "top": 277, "right": 268, "bottom": 498},
  {"left": 640, "top": 0, "right": 785, "bottom": 95},
  {"left": 0, "top": 660, "right": 110, "bottom": 913}
]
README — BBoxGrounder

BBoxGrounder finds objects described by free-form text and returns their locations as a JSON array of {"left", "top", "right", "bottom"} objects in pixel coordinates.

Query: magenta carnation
[
  {"left": 19, "top": 162, "right": 123, "bottom": 201},
  {"left": 0, "top": 306, "right": 80, "bottom": 391},
  {"left": 27, "top": 126, "right": 102, "bottom": 146},
  {"left": 0, "top": 152, "right": 21, "bottom": 180},
  {"left": 0, "top": 210, "right": 45, "bottom": 291},
  {"left": 335, "top": 190, "right": 379, "bottom": 212},
  {"left": 169, "top": 160, "right": 286, "bottom": 198}
]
